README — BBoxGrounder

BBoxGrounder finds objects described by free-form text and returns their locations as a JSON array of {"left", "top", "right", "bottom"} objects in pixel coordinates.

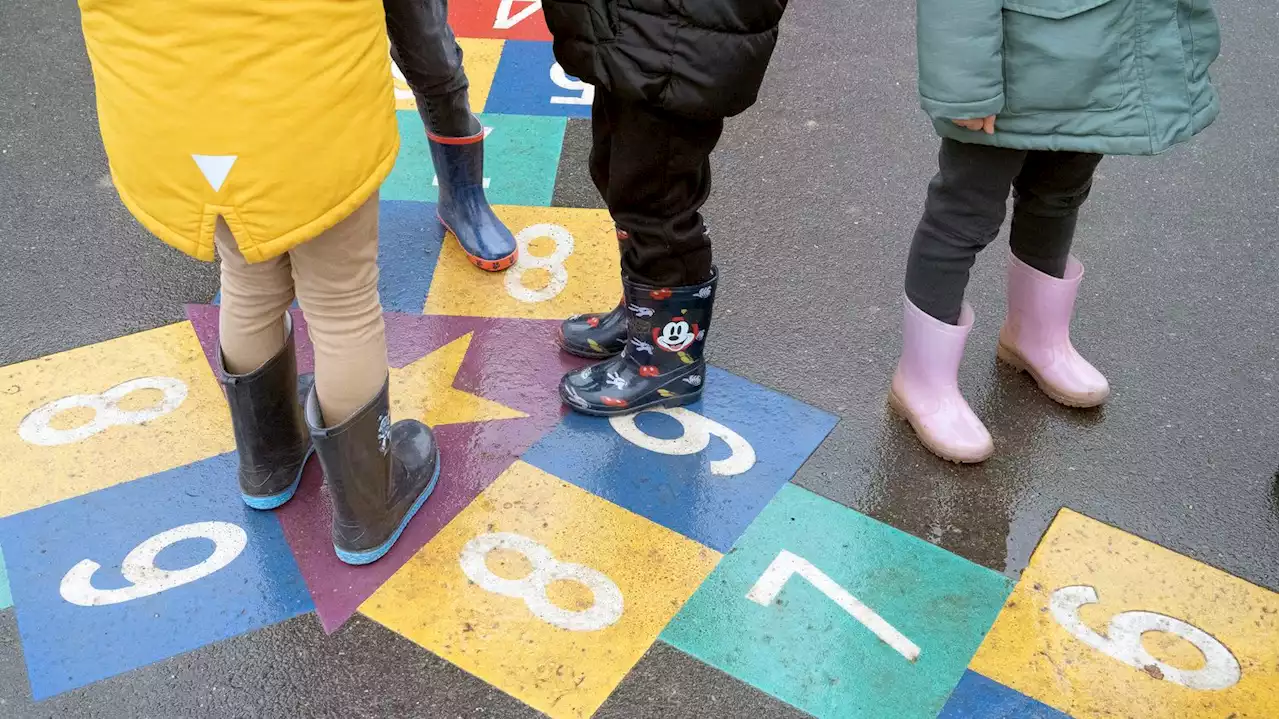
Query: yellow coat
[{"left": 78, "top": 0, "right": 399, "bottom": 262}]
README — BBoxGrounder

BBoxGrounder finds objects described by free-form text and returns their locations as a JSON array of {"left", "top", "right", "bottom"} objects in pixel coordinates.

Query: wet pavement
[{"left": 0, "top": 0, "right": 1276, "bottom": 717}]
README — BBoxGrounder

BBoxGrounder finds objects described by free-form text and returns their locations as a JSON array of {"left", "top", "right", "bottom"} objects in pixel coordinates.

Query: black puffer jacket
[{"left": 542, "top": 0, "right": 788, "bottom": 120}]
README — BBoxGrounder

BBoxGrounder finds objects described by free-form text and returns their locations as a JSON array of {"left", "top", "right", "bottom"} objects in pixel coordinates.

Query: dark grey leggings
[
  {"left": 905, "top": 138, "right": 1103, "bottom": 324},
  {"left": 383, "top": 0, "right": 479, "bottom": 137}
]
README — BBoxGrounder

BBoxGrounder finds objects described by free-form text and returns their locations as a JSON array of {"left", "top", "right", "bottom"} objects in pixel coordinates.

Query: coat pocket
[{"left": 1002, "top": 0, "right": 1132, "bottom": 114}]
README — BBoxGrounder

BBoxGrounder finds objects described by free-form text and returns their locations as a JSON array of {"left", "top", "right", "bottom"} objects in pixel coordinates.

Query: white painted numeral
[
  {"left": 610, "top": 407, "right": 756, "bottom": 476},
  {"left": 60, "top": 521, "right": 248, "bottom": 607},
  {"left": 504, "top": 223, "right": 574, "bottom": 303},
  {"left": 494, "top": 0, "right": 542, "bottom": 29},
  {"left": 460, "top": 532, "right": 623, "bottom": 631},
  {"left": 550, "top": 63, "right": 594, "bottom": 106},
  {"left": 748, "top": 550, "right": 921, "bottom": 662},
  {"left": 18, "top": 376, "right": 188, "bottom": 446},
  {"left": 1050, "top": 585, "right": 1240, "bottom": 690}
]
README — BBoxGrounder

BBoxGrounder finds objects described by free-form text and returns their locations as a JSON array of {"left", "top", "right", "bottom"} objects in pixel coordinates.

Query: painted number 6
[
  {"left": 460, "top": 532, "right": 623, "bottom": 631},
  {"left": 1051, "top": 585, "right": 1241, "bottom": 690},
  {"left": 60, "top": 521, "right": 248, "bottom": 607},
  {"left": 610, "top": 407, "right": 756, "bottom": 476}
]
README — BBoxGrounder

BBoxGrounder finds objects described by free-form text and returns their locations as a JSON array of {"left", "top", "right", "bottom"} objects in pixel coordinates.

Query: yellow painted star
[{"left": 389, "top": 332, "right": 527, "bottom": 427}]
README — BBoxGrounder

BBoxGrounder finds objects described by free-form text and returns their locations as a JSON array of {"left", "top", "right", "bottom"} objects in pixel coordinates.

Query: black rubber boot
[
  {"left": 218, "top": 315, "right": 312, "bottom": 510},
  {"left": 305, "top": 378, "right": 441, "bottom": 565},
  {"left": 558, "top": 299, "right": 629, "bottom": 358},
  {"left": 559, "top": 269, "right": 717, "bottom": 416}
]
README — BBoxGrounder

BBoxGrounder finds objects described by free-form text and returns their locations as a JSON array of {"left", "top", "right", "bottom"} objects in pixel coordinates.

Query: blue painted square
[
  {"left": 938, "top": 671, "right": 1071, "bottom": 718},
  {"left": 485, "top": 40, "right": 594, "bottom": 118},
  {"left": 660, "top": 483, "right": 1014, "bottom": 719},
  {"left": 521, "top": 366, "right": 837, "bottom": 552},
  {"left": 382, "top": 110, "right": 566, "bottom": 206},
  {"left": 378, "top": 200, "right": 446, "bottom": 313},
  {"left": 214, "top": 199, "right": 443, "bottom": 313},
  {"left": 0, "top": 452, "right": 312, "bottom": 699}
]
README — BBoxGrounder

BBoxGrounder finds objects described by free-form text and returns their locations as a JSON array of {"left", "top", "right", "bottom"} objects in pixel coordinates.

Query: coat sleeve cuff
[{"left": 920, "top": 92, "right": 1005, "bottom": 121}]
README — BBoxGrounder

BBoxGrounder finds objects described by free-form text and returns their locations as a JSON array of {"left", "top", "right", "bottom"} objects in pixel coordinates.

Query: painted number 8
[
  {"left": 18, "top": 377, "right": 188, "bottom": 446},
  {"left": 60, "top": 521, "right": 248, "bottom": 607},
  {"left": 504, "top": 223, "right": 574, "bottom": 303},
  {"left": 1051, "top": 585, "right": 1241, "bottom": 690},
  {"left": 610, "top": 407, "right": 756, "bottom": 476},
  {"left": 460, "top": 532, "right": 623, "bottom": 631}
]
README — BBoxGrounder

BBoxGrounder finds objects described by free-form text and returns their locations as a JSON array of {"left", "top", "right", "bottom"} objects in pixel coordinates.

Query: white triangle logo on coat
[{"left": 191, "top": 154, "right": 237, "bottom": 192}]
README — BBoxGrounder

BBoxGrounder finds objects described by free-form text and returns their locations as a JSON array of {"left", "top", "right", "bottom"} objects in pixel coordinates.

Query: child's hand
[{"left": 952, "top": 115, "right": 996, "bottom": 134}]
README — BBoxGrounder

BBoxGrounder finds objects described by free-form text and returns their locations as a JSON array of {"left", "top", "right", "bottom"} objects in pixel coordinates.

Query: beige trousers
[{"left": 215, "top": 195, "right": 387, "bottom": 425}]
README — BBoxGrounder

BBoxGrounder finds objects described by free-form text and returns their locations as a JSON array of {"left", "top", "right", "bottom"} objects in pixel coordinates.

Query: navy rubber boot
[
  {"left": 558, "top": 299, "right": 629, "bottom": 358},
  {"left": 430, "top": 128, "right": 518, "bottom": 272},
  {"left": 218, "top": 316, "right": 313, "bottom": 510},
  {"left": 559, "top": 269, "right": 717, "bottom": 416},
  {"left": 305, "top": 378, "right": 441, "bottom": 566}
]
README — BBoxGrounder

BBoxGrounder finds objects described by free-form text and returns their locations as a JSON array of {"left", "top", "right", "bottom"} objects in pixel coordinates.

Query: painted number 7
[{"left": 747, "top": 550, "right": 921, "bottom": 662}]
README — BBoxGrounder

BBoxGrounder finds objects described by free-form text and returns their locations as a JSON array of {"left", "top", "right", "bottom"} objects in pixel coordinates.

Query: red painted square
[{"left": 449, "top": 0, "right": 551, "bottom": 41}]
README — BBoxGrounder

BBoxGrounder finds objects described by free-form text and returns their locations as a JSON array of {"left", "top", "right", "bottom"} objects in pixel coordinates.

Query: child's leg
[
  {"left": 215, "top": 219, "right": 295, "bottom": 372},
  {"left": 288, "top": 196, "right": 388, "bottom": 425},
  {"left": 904, "top": 138, "right": 1027, "bottom": 324},
  {"left": 597, "top": 92, "right": 724, "bottom": 287},
  {"left": 1009, "top": 151, "right": 1104, "bottom": 277},
  {"left": 384, "top": 0, "right": 474, "bottom": 137}
]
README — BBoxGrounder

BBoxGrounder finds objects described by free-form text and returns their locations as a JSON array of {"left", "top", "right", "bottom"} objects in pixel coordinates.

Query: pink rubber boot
[
  {"left": 998, "top": 252, "right": 1109, "bottom": 407},
  {"left": 890, "top": 297, "right": 994, "bottom": 463}
]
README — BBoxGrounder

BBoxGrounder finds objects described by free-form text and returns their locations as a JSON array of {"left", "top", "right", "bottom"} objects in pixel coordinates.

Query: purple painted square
[{"left": 186, "top": 305, "right": 587, "bottom": 631}]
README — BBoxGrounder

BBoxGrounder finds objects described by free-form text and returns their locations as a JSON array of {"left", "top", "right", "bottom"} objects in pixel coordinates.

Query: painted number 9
[
  {"left": 60, "top": 521, "right": 248, "bottom": 607},
  {"left": 18, "top": 376, "right": 188, "bottom": 446},
  {"left": 1051, "top": 585, "right": 1241, "bottom": 690},
  {"left": 460, "top": 532, "right": 623, "bottom": 631},
  {"left": 504, "top": 223, "right": 574, "bottom": 303},
  {"left": 550, "top": 62, "right": 594, "bottom": 106},
  {"left": 610, "top": 407, "right": 756, "bottom": 476}
]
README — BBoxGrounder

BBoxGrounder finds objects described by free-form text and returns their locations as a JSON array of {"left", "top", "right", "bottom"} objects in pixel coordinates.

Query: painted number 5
[
  {"left": 1051, "top": 585, "right": 1241, "bottom": 690},
  {"left": 60, "top": 521, "right": 248, "bottom": 607},
  {"left": 550, "top": 62, "right": 594, "bottom": 106},
  {"left": 610, "top": 407, "right": 756, "bottom": 476},
  {"left": 748, "top": 550, "right": 921, "bottom": 662}
]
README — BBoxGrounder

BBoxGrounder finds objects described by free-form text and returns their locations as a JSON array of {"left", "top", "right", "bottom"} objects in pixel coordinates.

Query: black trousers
[
  {"left": 905, "top": 138, "right": 1103, "bottom": 324},
  {"left": 589, "top": 91, "right": 725, "bottom": 287},
  {"left": 383, "top": 0, "right": 477, "bottom": 137}
]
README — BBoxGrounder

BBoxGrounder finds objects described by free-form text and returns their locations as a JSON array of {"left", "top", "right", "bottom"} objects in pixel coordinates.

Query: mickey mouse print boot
[{"left": 559, "top": 270, "right": 716, "bottom": 416}]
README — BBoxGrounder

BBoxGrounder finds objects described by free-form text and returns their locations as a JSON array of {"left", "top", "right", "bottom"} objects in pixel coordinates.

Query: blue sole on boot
[
  {"left": 241, "top": 447, "right": 315, "bottom": 510},
  {"left": 333, "top": 450, "right": 442, "bottom": 566}
]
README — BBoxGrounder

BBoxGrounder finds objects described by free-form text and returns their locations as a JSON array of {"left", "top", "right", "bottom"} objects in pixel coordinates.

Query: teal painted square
[
  {"left": 382, "top": 111, "right": 565, "bottom": 207},
  {"left": 660, "top": 484, "right": 1013, "bottom": 719},
  {"left": 0, "top": 545, "right": 11, "bottom": 610}
]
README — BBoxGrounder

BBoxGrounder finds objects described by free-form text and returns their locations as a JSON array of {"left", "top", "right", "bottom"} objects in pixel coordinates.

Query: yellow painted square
[
  {"left": 0, "top": 322, "right": 234, "bottom": 517},
  {"left": 360, "top": 460, "right": 721, "bottom": 718},
  {"left": 425, "top": 205, "right": 621, "bottom": 319},
  {"left": 971, "top": 508, "right": 1279, "bottom": 718},
  {"left": 393, "top": 38, "right": 504, "bottom": 113}
]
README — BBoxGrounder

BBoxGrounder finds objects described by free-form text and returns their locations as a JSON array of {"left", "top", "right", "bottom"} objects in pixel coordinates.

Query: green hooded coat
[{"left": 917, "top": 0, "right": 1221, "bottom": 155}]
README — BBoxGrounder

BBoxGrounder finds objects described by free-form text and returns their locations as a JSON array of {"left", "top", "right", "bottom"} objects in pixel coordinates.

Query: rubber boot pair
[
  {"left": 890, "top": 253, "right": 1109, "bottom": 463},
  {"left": 430, "top": 124, "right": 517, "bottom": 272},
  {"left": 558, "top": 269, "right": 717, "bottom": 416},
  {"left": 219, "top": 319, "right": 440, "bottom": 565}
]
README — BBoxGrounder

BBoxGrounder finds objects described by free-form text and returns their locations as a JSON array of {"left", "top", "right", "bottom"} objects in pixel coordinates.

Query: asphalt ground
[{"left": 0, "top": 0, "right": 1275, "bottom": 716}]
